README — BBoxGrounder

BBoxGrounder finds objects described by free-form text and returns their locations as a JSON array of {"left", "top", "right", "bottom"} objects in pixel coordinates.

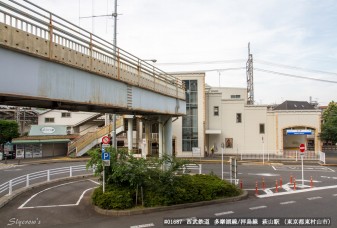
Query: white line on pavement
[
  {"left": 257, "top": 185, "right": 337, "bottom": 198},
  {"left": 280, "top": 201, "right": 296, "bottom": 205},
  {"left": 89, "top": 179, "right": 100, "bottom": 185},
  {"left": 307, "top": 196, "right": 322, "bottom": 201},
  {"left": 130, "top": 223, "right": 155, "bottom": 228},
  {"left": 249, "top": 206, "right": 267, "bottom": 210},
  {"left": 333, "top": 194, "right": 337, "bottom": 197},
  {"left": 18, "top": 180, "right": 99, "bottom": 209},
  {"left": 215, "top": 211, "right": 234, "bottom": 216}
]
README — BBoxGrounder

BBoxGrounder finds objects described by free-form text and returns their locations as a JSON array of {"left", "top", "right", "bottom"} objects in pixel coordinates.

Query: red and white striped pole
[{"left": 275, "top": 180, "right": 278, "bottom": 193}]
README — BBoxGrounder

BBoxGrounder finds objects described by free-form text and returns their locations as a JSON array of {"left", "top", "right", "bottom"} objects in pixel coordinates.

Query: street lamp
[{"left": 143, "top": 59, "right": 157, "bottom": 63}]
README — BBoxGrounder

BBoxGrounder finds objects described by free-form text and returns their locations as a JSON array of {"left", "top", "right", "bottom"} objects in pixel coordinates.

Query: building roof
[
  {"left": 273, "top": 100, "right": 315, "bottom": 110},
  {"left": 12, "top": 135, "right": 77, "bottom": 144}
]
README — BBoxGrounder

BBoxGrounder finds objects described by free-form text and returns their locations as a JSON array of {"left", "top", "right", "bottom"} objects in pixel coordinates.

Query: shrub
[{"left": 92, "top": 186, "right": 134, "bottom": 210}]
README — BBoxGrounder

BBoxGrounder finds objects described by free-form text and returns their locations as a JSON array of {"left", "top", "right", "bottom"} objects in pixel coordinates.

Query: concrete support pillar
[
  {"left": 144, "top": 121, "right": 151, "bottom": 158},
  {"left": 127, "top": 116, "right": 133, "bottom": 153},
  {"left": 158, "top": 121, "right": 163, "bottom": 159},
  {"left": 164, "top": 117, "right": 173, "bottom": 157}
]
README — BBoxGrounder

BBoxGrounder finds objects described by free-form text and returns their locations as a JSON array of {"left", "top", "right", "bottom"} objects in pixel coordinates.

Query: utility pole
[
  {"left": 246, "top": 42, "right": 254, "bottom": 105},
  {"left": 112, "top": 0, "right": 117, "bottom": 149},
  {"left": 80, "top": 0, "right": 118, "bottom": 148}
]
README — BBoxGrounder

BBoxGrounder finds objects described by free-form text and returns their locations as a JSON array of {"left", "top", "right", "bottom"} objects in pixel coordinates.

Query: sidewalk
[{"left": 0, "top": 156, "right": 90, "bottom": 166}]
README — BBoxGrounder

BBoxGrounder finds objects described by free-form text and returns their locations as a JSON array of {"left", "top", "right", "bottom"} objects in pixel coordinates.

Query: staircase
[{"left": 68, "top": 117, "right": 124, "bottom": 157}]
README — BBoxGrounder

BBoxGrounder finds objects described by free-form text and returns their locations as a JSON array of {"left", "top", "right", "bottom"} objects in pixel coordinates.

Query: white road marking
[
  {"left": 18, "top": 180, "right": 99, "bottom": 209},
  {"left": 280, "top": 201, "right": 296, "bottom": 205},
  {"left": 130, "top": 223, "right": 155, "bottom": 228},
  {"left": 3, "top": 169, "right": 22, "bottom": 172},
  {"left": 248, "top": 173, "right": 280, "bottom": 177},
  {"left": 249, "top": 206, "right": 267, "bottom": 210},
  {"left": 307, "top": 196, "right": 322, "bottom": 201},
  {"left": 333, "top": 194, "right": 337, "bottom": 197},
  {"left": 257, "top": 185, "right": 337, "bottom": 198},
  {"left": 89, "top": 179, "right": 100, "bottom": 185},
  {"left": 215, "top": 211, "right": 234, "bottom": 216}
]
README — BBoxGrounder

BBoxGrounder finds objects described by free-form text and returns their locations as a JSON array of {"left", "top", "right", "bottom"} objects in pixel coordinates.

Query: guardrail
[
  {"left": 0, "top": 165, "right": 93, "bottom": 197},
  {"left": 319, "top": 151, "right": 326, "bottom": 164},
  {"left": 237, "top": 150, "right": 320, "bottom": 161},
  {"left": 182, "top": 164, "right": 202, "bottom": 174},
  {"left": 0, "top": 0, "right": 185, "bottom": 100}
]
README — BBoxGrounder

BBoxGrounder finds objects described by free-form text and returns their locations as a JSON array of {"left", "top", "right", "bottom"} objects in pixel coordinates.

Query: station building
[{"left": 171, "top": 72, "right": 322, "bottom": 158}]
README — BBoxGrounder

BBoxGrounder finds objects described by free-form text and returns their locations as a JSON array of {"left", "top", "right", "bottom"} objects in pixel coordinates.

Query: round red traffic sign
[
  {"left": 299, "top": 143, "right": 305, "bottom": 152},
  {"left": 102, "top": 136, "right": 110, "bottom": 144}
]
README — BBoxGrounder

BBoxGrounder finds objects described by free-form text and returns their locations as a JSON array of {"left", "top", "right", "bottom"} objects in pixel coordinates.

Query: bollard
[
  {"left": 262, "top": 177, "right": 265, "bottom": 190},
  {"left": 26, "top": 174, "right": 29, "bottom": 187},
  {"left": 279, "top": 177, "right": 283, "bottom": 188},
  {"left": 293, "top": 178, "right": 296, "bottom": 191},
  {"left": 240, "top": 180, "right": 243, "bottom": 189},
  {"left": 290, "top": 175, "right": 293, "bottom": 184},
  {"left": 255, "top": 181, "right": 258, "bottom": 195},
  {"left": 310, "top": 176, "right": 313, "bottom": 188},
  {"left": 275, "top": 180, "right": 278, "bottom": 193}
]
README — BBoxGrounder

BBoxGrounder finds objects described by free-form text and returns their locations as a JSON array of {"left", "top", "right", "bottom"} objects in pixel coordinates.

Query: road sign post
[
  {"left": 299, "top": 143, "right": 305, "bottom": 186},
  {"left": 221, "top": 142, "right": 224, "bottom": 180},
  {"left": 101, "top": 148, "right": 110, "bottom": 193}
]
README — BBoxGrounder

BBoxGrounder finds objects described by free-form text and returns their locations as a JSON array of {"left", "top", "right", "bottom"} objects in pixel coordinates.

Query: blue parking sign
[{"left": 102, "top": 151, "right": 110, "bottom": 160}]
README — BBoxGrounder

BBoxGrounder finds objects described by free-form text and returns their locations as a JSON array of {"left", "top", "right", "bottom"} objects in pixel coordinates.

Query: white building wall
[
  {"left": 243, "top": 106, "right": 268, "bottom": 154},
  {"left": 38, "top": 110, "right": 102, "bottom": 135},
  {"left": 172, "top": 73, "right": 205, "bottom": 157}
]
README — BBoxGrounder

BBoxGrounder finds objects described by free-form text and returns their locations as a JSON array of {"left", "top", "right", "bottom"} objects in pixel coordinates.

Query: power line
[
  {"left": 255, "top": 68, "right": 337, "bottom": 84},
  {"left": 157, "top": 59, "right": 245, "bottom": 66},
  {"left": 255, "top": 59, "right": 337, "bottom": 77}
]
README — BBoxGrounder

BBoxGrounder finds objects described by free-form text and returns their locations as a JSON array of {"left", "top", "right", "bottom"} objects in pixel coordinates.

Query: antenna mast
[{"left": 246, "top": 42, "right": 254, "bottom": 105}]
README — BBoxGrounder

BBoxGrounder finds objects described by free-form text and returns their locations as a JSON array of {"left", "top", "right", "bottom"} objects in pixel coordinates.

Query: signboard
[
  {"left": 299, "top": 144, "right": 305, "bottom": 153},
  {"left": 16, "top": 149, "right": 24, "bottom": 159},
  {"left": 286, "top": 130, "right": 312, "bottom": 135},
  {"left": 102, "top": 136, "right": 111, "bottom": 145},
  {"left": 102, "top": 160, "right": 110, "bottom": 166},
  {"left": 41, "top": 127, "right": 56, "bottom": 134},
  {"left": 102, "top": 151, "right": 110, "bottom": 160}
]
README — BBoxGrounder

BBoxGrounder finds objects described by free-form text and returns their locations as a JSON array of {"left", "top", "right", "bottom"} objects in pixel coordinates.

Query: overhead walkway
[{"left": 0, "top": 0, "right": 186, "bottom": 116}]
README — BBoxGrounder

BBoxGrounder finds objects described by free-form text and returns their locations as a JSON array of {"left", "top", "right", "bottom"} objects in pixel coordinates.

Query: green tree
[
  {"left": 320, "top": 101, "right": 337, "bottom": 144},
  {"left": 0, "top": 120, "right": 20, "bottom": 145}
]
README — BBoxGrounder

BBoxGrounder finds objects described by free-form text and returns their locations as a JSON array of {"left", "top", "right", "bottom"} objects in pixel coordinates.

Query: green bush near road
[{"left": 88, "top": 147, "right": 241, "bottom": 210}]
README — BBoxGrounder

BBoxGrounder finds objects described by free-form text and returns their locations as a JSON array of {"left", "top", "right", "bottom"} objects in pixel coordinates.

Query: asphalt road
[
  {"left": 0, "top": 178, "right": 336, "bottom": 228},
  {"left": 1, "top": 161, "right": 337, "bottom": 227}
]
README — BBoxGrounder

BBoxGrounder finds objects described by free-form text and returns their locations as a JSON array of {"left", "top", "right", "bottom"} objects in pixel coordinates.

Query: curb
[
  {"left": 0, "top": 174, "right": 94, "bottom": 209},
  {"left": 94, "top": 190, "right": 248, "bottom": 216}
]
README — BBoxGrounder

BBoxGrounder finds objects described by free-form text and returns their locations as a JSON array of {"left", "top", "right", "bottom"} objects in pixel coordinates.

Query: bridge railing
[{"left": 0, "top": 0, "right": 185, "bottom": 100}]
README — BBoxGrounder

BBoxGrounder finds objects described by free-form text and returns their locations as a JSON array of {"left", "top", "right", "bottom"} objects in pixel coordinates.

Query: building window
[
  {"left": 231, "top": 95, "right": 241, "bottom": 99},
  {"left": 236, "top": 113, "right": 242, "bottom": 123},
  {"left": 61, "top": 112, "right": 71, "bottom": 118},
  {"left": 182, "top": 80, "right": 198, "bottom": 152},
  {"left": 45, "top": 117, "right": 54, "bottom": 123},
  {"left": 259, "top": 123, "right": 265, "bottom": 134},
  {"left": 214, "top": 106, "right": 219, "bottom": 116}
]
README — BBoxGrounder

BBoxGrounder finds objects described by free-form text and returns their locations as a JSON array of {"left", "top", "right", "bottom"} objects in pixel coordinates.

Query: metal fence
[
  {"left": 0, "top": 165, "right": 93, "bottom": 197},
  {"left": 234, "top": 150, "right": 321, "bottom": 162}
]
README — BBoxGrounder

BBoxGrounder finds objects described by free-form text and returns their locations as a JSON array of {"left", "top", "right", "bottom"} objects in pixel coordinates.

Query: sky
[{"left": 25, "top": 0, "right": 337, "bottom": 105}]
